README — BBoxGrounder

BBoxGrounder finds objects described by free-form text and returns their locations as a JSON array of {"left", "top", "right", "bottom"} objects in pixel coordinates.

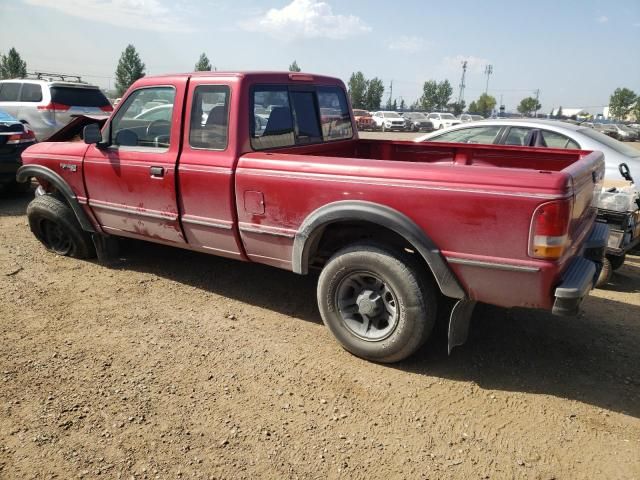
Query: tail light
[
  {"left": 6, "top": 126, "right": 36, "bottom": 144},
  {"left": 529, "top": 200, "right": 572, "bottom": 259},
  {"left": 37, "top": 102, "right": 70, "bottom": 112},
  {"left": 100, "top": 105, "right": 114, "bottom": 112}
]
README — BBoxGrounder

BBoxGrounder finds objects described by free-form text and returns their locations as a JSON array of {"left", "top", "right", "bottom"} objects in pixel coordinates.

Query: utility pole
[
  {"left": 457, "top": 60, "right": 467, "bottom": 105},
  {"left": 499, "top": 93, "right": 504, "bottom": 117},
  {"left": 388, "top": 80, "right": 393, "bottom": 107},
  {"left": 484, "top": 64, "right": 493, "bottom": 94},
  {"left": 534, "top": 89, "right": 540, "bottom": 118}
]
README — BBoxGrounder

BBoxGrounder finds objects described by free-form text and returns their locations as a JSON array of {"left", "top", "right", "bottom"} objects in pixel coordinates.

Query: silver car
[
  {"left": 415, "top": 119, "right": 640, "bottom": 186},
  {"left": 0, "top": 78, "right": 112, "bottom": 140}
]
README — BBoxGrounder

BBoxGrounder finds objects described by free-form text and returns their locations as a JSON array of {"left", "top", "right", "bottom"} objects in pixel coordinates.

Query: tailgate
[{"left": 564, "top": 150, "right": 605, "bottom": 252}]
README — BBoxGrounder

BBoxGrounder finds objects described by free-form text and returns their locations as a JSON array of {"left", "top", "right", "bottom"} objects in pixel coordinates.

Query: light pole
[{"left": 484, "top": 65, "right": 493, "bottom": 94}]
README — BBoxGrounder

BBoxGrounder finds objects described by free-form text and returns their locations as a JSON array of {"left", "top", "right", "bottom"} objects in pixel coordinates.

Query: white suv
[
  {"left": 427, "top": 112, "right": 461, "bottom": 130},
  {"left": 0, "top": 78, "right": 112, "bottom": 140},
  {"left": 371, "top": 111, "right": 406, "bottom": 131}
]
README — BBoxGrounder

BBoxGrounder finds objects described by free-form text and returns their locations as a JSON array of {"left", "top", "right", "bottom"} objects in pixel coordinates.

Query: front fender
[{"left": 17, "top": 164, "right": 95, "bottom": 233}]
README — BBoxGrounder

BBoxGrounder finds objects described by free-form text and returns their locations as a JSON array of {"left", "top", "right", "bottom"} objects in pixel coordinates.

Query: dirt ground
[{"left": 1, "top": 186, "right": 639, "bottom": 479}]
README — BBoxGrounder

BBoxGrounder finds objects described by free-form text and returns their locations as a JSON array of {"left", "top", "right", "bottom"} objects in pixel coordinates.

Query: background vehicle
[
  {"left": 427, "top": 112, "right": 461, "bottom": 130},
  {"left": 371, "top": 111, "right": 406, "bottom": 131},
  {"left": 18, "top": 72, "right": 606, "bottom": 363},
  {"left": 593, "top": 123, "right": 620, "bottom": 140},
  {"left": 401, "top": 112, "right": 433, "bottom": 131},
  {"left": 352, "top": 109, "right": 375, "bottom": 131},
  {"left": 610, "top": 124, "right": 638, "bottom": 142},
  {"left": 459, "top": 114, "right": 484, "bottom": 122},
  {"left": 0, "top": 110, "right": 36, "bottom": 192},
  {"left": 416, "top": 119, "right": 640, "bottom": 187},
  {"left": 0, "top": 77, "right": 112, "bottom": 140}
]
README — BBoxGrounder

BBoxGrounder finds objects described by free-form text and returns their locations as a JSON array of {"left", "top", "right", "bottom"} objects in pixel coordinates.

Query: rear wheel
[
  {"left": 27, "top": 195, "right": 95, "bottom": 259},
  {"left": 317, "top": 243, "right": 437, "bottom": 363}
]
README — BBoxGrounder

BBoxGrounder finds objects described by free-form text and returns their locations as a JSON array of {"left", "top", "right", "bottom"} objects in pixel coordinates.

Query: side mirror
[{"left": 83, "top": 123, "right": 103, "bottom": 145}]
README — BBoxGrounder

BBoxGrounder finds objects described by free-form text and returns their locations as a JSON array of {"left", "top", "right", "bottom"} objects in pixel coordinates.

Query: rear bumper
[{"left": 552, "top": 222, "right": 609, "bottom": 316}]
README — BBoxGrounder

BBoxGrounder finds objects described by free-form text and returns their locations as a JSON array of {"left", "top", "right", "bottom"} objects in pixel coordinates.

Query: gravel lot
[{"left": 1, "top": 146, "right": 639, "bottom": 478}]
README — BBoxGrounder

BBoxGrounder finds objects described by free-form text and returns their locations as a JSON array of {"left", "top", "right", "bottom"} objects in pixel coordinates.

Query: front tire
[
  {"left": 27, "top": 195, "right": 96, "bottom": 259},
  {"left": 317, "top": 243, "right": 437, "bottom": 363},
  {"left": 607, "top": 254, "right": 625, "bottom": 271}
]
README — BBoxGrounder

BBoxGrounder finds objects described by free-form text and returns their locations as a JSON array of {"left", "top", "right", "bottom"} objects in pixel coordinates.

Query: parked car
[
  {"left": 401, "top": 112, "right": 433, "bottom": 131},
  {"left": 593, "top": 123, "right": 620, "bottom": 140},
  {"left": 0, "top": 78, "right": 113, "bottom": 140},
  {"left": 352, "top": 109, "right": 375, "bottom": 131},
  {"left": 371, "top": 111, "right": 406, "bottom": 131},
  {"left": 459, "top": 114, "right": 484, "bottom": 122},
  {"left": 17, "top": 71, "right": 607, "bottom": 363},
  {"left": 134, "top": 104, "right": 174, "bottom": 122},
  {"left": 610, "top": 124, "right": 638, "bottom": 142},
  {"left": 0, "top": 110, "right": 36, "bottom": 191},
  {"left": 415, "top": 119, "right": 640, "bottom": 188},
  {"left": 427, "top": 112, "right": 461, "bottom": 130}
]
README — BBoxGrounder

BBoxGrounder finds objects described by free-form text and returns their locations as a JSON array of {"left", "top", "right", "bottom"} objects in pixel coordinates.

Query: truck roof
[{"left": 137, "top": 71, "right": 345, "bottom": 85}]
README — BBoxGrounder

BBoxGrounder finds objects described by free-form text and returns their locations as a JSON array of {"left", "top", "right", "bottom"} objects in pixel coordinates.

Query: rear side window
[
  {"left": 189, "top": 85, "right": 230, "bottom": 150},
  {"left": 21, "top": 84, "right": 43, "bottom": 102},
  {"left": 0, "top": 83, "right": 21, "bottom": 101},
  {"left": 541, "top": 130, "right": 579, "bottom": 149},
  {"left": 251, "top": 85, "right": 352, "bottom": 150},
  {"left": 50, "top": 87, "right": 110, "bottom": 107}
]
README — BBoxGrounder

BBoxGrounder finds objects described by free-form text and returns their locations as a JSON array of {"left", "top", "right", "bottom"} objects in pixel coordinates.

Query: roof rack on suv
[{"left": 25, "top": 71, "right": 87, "bottom": 84}]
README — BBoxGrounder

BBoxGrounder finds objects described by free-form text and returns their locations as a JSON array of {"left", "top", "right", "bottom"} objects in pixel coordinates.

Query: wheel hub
[{"left": 356, "top": 290, "right": 383, "bottom": 317}]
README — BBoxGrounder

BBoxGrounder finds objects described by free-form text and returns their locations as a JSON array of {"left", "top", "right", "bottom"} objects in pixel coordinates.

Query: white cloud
[
  {"left": 240, "top": 0, "right": 371, "bottom": 40},
  {"left": 443, "top": 55, "right": 490, "bottom": 74},
  {"left": 387, "top": 35, "right": 430, "bottom": 53},
  {"left": 22, "top": 0, "right": 194, "bottom": 33},
  {"left": 596, "top": 15, "right": 609, "bottom": 23}
]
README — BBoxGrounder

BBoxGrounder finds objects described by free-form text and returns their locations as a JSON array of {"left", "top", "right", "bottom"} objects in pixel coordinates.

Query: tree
[
  {"left": 194, "top": 53, "right": 212, "bottom": 71},
  {"left": 447, "top": 101, "right": 465, "bottom": 116},
  {"left": 435, "top": 80, "right": 453, "bottom": 111},
  {"left": 0, "top": 47, "right": 27, "bottom": 79},
  {"left": 517, "top": 97, "right": 541, "bottom": 116},
  {"left": 348, "top": 72, "right": 368, "bottom": 109},
  {"left": 473, "top": 93, "right": 497, "bottom": 117},
  {"left": 609, "top": 87, "right": 637, "bottom": 120},
  {"left": 399, "top": 99, "right": 406, "bottom": 111},
  {"left": 289, "top": 60, "right": 301, "bottom": 72},
  {"left": 468, "top": 101, "right": 478, "bottom": 114},
  {"left": 392, "top": 99, "right": 398, "bottom": 111},
  {"left": 419, "top": 80, "right": 438, "bottom": 111},
  {"left": 115, "top": 45, "right": 146, "bottom": 96},
  {"left": 556, "top": 106, "right": 563, "bottom": 118},
  {"left": 364, "top": 77, "right": 384, "bottom": 111}
]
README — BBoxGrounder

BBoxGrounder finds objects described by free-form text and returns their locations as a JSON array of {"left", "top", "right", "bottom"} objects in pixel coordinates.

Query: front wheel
[
  {"left": 27, "top": 194, "right": 96, "bottom": 259},
  {"left": 317, "top": 243, "right": 437, "bottom": 363},
  {"left": 607, "top": 254, "right": 625, "bottom": 271}
]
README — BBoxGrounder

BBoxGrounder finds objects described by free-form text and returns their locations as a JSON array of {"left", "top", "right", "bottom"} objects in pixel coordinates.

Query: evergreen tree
[
  {"left": 195, "top": 53, "right": 212, "bottom": 71},
  {"left": 115, "top": 45, "right": 146, "bottom": 96},
  {"left": 0, "top": 47, "right": 27, "bottom": 79},
  {"left": 288, "top": 60, "right": 301, "bottom": 72},
  {"left": 348, "top": 72, "right": 368, "bottom": 109}
]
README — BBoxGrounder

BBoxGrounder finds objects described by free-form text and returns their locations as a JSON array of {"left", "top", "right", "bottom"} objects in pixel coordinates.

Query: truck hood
[{"left": 45, "top": 114, "right": 108, "bottom": 142}]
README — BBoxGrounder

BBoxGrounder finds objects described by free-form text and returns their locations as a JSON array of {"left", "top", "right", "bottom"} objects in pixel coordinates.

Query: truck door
[
  {"left": 175, "top": 77, "right": 244, "bottom": 259},
  {"left": 83, "top": 80, "right": 187, "bottom": 244}
]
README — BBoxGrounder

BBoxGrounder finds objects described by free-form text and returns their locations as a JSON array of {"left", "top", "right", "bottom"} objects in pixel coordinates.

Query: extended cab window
[
  {"left": 109, "top": 87, "right": 175, "bottom": 149},
  {"left": 251, "top": 85, "right": 352, "bottom": 150},
  {"left": 189, "top": 85, "right": 230, "bottom": 150}
]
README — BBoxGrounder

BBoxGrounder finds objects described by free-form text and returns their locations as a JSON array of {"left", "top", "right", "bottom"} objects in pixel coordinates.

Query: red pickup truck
[{"left": 17, "top": 71, "right": 608, "bottom": 363}]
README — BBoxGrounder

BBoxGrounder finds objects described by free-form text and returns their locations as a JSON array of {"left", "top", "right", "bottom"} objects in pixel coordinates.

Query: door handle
[{"left": 150, "top": 166, "right": 164, "bottom": 178}]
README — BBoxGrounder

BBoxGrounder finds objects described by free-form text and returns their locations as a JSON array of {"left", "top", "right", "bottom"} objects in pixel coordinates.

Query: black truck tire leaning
[
  {"left": 317, "top": 242, "right": 437, "bottom": 363},
  {"left": 27, "top": 195, "right": 96, "bottom": 259}
]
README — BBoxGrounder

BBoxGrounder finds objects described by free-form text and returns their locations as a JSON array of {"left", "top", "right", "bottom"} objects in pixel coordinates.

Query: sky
[{"left": 1, "top": 0, "right": 639, "bottom": 113}]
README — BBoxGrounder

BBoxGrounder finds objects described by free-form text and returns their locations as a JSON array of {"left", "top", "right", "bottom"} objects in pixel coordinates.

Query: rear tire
[
  {"left": 317, "top": 243, "right": 437, "bottom": 363},
  {"left": 27, "top": 195, "right": 96, "bottom": 259}
]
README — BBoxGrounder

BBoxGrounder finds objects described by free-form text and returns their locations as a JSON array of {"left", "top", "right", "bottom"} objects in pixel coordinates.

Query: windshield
[
  {"left": 578, "top": 128, "right": 640, "bottom": 157},
  {"left": 618, "top": 124, "right": 634, "bottom": 132},
  {"left": 407, "top": 113, "right": 426, "bottom": 119},
  {"left": 383, "top": 112, "right": 401, "bottom": 118},
  {"left": 353, "top": 109, "right": 369, "bottom": 116},
  {"left": 441, "top": 113, "right": 456, "bottom": 120}
]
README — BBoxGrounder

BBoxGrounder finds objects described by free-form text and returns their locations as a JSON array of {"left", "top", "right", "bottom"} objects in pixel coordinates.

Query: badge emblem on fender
[{"left": 60, "top": 163, "right": 77, "bottom": 172}]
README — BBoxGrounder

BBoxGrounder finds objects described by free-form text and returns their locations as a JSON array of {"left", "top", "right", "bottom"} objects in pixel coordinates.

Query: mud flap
[
  {"left": 92, "top": 233, "right": 120, "bottom": 265},
  {"left": 448, "top": 298, "right": 477, "bottom": 354}
]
